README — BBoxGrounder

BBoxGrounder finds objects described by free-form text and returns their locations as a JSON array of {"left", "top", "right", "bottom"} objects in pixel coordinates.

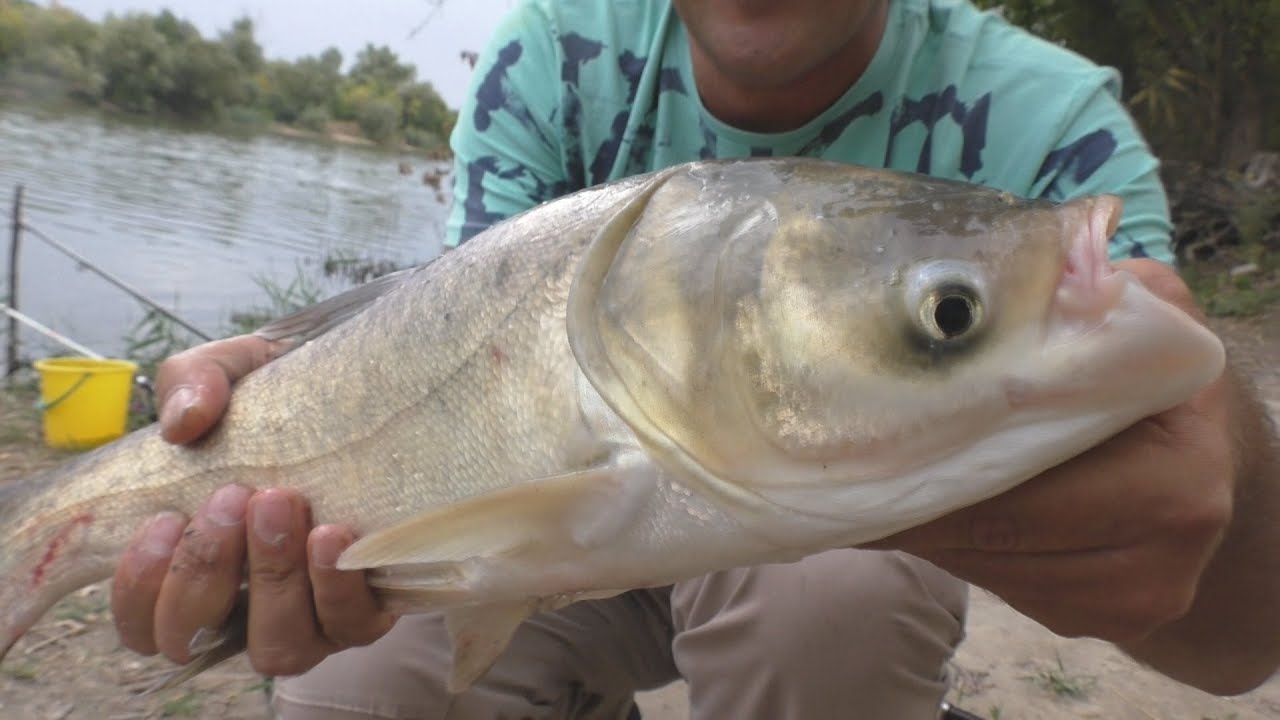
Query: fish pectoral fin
[
  {"left": 444, "top": 602, "right": 534, "bottom": 692},
  {"left": 336, "top": 454, "right": 656, "bottom": 571}
]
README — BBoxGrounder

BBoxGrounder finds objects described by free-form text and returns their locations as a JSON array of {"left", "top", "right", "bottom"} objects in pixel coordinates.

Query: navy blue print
[
  {"left": 886, "top": 86, "right": 991, "bottom": 178},
  {"left": 475, "top": 41, "right": 526, "bottom": 132},
  {"left": 591, "top": 112, "right": 631, "bottom": 184},
  {"left": 958, "top": 93, "right": 990, "bottom": 177},
  {"left": 658, "top": 67, "right": 687, "bottom": 95},
  {"left": 1034, "top": 129, "right": 1117, "bottom": 199},
  {"left": 588, "top": 51, "right": 651, "bottom": 183},
  {"left": 1112, "top": 230, "right": 1149, "bottom": 259},
  {"left": 559, "top": 34, "right": 606, "bottom": 192},
  {"left": 460, "top": 157, "right": 524, "bottom": 243},
  {"left": 797, "top": 91, "right": 885, "bottom": 156},
  {"left": 697, "top": 116, "right": 718, "bottom": 159},
  {"left": 618, "top": 51, "right": 648, "bottom": 103},
  {"left": 560, "top": 33, "right": 604, "bottom": 84},
  {"left": 624, "top": 122, "right": 657, "bottom": 176},
  {"left": 459, "top": 156, "right": 570, "bottom": 244}
]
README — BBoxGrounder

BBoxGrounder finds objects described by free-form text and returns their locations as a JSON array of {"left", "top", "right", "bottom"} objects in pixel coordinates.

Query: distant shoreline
[{"left": 0, "top": 92, "right": 453, "bottom": 162}]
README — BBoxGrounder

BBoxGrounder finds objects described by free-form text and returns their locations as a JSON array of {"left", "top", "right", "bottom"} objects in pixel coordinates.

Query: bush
[
  {"left": 356, "top": 96, "right": 400, "bottom": 144},
  {"left": 297, "top": 103, "right": 330, "bottom": 133}
]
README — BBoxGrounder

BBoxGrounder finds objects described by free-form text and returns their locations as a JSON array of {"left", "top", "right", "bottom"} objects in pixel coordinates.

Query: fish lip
[{"left": 1051, "top": 194, "right": 1127, "bottom": 328}]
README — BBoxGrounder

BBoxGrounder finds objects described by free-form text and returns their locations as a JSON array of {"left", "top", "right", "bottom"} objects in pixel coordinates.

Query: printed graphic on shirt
[{"left": 449, "top": 0, "right": 1170, "bottom": 263}]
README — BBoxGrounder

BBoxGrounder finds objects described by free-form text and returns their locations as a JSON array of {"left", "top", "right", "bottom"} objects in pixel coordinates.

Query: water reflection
[{"left": 0, "top": 106, "right": 451, "bottom": 357}]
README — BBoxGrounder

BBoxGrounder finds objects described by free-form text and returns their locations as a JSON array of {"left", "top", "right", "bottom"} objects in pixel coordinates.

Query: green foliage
[
  {"left": 974, "top": 0, "right": 1280, "bottom": 166},
  {"left": 0, "top": 3, "right": 456, "bottom": 150},
  {"left": 221, "top": 17, "right": 263, "bottom": 75},
  {"left": 297, "top": 103, "right": 331, "bottom": 133},
  {"left": 96, "top": 13, "right": 175, "bottom": 113},
  {"left": 356, "top": 95, "right": 401, "bottom": 144},
  {"left": 349, "top": 43, "right": 415, "bottom": 91},
  {"left": 225, "top": 264, "right": 326, "bottom": 335},
  {"left": 263, "top": 49, "right": 342, "bottom": 123},
  {"left": 401, "top": 80, "right": 454, "bottom": 141},
  {"left": 123, "top": 306, "right": 200, "bottom": 383}
]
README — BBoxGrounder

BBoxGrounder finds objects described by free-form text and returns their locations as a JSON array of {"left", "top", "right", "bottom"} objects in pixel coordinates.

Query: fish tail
[{"left": 0, "top": 454, "right": 134, "bottom": 662}]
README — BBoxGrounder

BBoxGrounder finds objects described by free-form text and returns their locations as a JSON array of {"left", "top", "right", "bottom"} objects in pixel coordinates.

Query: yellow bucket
[{"left": 34, "top": 357, "right": 138, "bottom": 449}]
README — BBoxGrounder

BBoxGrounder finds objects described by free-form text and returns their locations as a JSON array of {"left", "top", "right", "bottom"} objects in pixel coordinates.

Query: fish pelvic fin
[
  {"left": 444, "top": 602, "right": 535, "bottom": 693},
  {"left": 144, "top": 589, "right": 249, "bottom": 694}
]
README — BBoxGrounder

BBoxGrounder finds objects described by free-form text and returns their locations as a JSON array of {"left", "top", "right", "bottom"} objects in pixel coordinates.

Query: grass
[
  {"left": 1023, "top": 652, "right": 1097, "bottom": 701},
  {"left": 0, "top": 660, "right": 39, "bottom": 681},
  {"left": 1182, "top": 246, "right": 1280, "bottom": 318},
  {"left": 160, "top": 690, "right": 203, "bottom": 717},
  {"left": 51, "top": 588, "right": 109, "bottom": 623}
]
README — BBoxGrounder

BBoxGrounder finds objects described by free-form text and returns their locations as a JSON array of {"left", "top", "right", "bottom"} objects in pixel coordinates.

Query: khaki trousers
[{"left": 271, "top": 549, "right": 968, "bottom": 720}]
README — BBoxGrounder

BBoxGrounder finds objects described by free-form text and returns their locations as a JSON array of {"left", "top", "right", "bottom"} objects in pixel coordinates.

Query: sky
[{"left": 58, "top": 0, "right": 517, "bottom": 108}]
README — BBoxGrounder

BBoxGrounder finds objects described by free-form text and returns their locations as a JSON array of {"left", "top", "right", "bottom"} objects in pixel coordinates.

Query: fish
[{"left": 0, "top": 157, "right": 1225, "bottom": 691}]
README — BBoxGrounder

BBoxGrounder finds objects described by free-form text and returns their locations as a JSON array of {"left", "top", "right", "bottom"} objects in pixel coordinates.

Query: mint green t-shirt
[{"left": 445, "top": 0, "right": 1173, "bottom": 264}]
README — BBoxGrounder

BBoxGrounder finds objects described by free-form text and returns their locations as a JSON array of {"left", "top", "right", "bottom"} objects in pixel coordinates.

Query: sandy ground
[{"left": 1, "top": 311, "right": 1278, "bottom": 720}]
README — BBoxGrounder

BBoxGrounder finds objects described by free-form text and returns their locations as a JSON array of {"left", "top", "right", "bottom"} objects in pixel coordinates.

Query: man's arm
[{"left": 1121, "top": 336, "right": 1280, "bottom": 693}]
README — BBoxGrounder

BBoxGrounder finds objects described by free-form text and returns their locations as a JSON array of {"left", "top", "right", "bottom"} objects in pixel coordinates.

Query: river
[{"left": 0, "top": 105, "right": 451, "bottom": 359}]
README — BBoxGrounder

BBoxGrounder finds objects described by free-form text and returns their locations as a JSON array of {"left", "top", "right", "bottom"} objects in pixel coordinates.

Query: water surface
[{"left": 0, "top": 106, "right": 451, "bottom": 358}]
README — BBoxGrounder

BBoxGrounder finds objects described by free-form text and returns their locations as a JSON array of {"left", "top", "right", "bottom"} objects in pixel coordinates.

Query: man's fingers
[
  {"left": 308, "top": 525, "right": 397, "bottom": 649},
  {"left": 244, "top": 489, "right": 328, "bottom": 676},
  {"left": 153, "top": 485, "right": 253, "bottom": 664},
  {"left": 155, "top": 334, "right": 289, "bottom": 444},
  {"left": 111, "top": 512, "right": 187, "bottom": 655}
]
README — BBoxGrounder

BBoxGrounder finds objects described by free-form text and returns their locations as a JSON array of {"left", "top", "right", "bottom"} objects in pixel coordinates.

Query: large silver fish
[{"left": 0, "top": 158, "right": 1225, "bottom": 689}]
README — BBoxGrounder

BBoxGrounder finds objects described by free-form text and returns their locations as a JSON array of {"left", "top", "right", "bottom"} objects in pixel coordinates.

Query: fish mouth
[{"left": 1051, "top": 194, "right": 1128, "bottom": 327}]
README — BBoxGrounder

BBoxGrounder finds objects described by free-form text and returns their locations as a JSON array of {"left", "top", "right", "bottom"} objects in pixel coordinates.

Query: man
[{"left": 110, "top": 0, "right": 1280, "bottom": 718}]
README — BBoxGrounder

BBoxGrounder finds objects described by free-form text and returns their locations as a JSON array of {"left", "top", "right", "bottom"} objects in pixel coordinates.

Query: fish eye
[
  {"left": 902, "top": 261, "right": 987, "bottom": 345},
  {"left": 921, "top": 287, "right": 982, "bottom": 341}
]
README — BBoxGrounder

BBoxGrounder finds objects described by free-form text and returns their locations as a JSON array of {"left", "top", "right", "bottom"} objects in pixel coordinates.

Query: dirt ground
[{"left": 1, "top": 310, "right": 1277, "bottom": 720}]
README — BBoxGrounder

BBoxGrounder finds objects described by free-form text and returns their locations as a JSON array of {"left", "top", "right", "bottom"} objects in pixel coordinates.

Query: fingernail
[
  {"left": 310, "top": 528, "right": 349, "bottom": 569},
  {"left": 205, "top": 485, "right": 252, "bottom": 527},
  {"left": 188, "top": 626, "right": 225, "bottom": 655},
  {"left": 161, "top": 386, "right": 195, "bottom": 425},
  {"left": 140, "top": 512, "right": 186, "bottom": 557},
  {"left": 253, "top": 491, "right": 292, "bottom": 548}
]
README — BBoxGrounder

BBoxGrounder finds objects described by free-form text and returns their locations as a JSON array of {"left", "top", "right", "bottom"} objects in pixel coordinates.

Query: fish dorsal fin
[
  {"left": 254, "top": 265, "right": 422, "bottom": 345},
  {"left": 567, "top": 162, "right": 795, "bottom": 530}
]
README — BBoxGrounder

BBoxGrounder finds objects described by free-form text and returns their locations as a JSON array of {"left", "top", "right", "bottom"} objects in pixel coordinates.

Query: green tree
[
  {"left": 348, "top": 43, "right": 414, "bottom": 92},
  {"left": 264, "top": 47, "right": 343, "bottom": 123},
  {"left": 162, "top": 37, "right": 244, "bottom": 118},
  {"left": 96, "top": 13, "right": 174, "bottom": 113},
  {"left": 0, "top": 2, "right": 31, "bottom": 66},
  {"left": 220, "top": 16, "right": 263, "bottom": 74},
  {"left": 0, "top": 3, "right": 459, "bottom": 151},
  {"left": 400, "top": 80, "right": 455, "bottom": 147},
  {"left": 975, "top": 0, "right": 1280, "bottom": 167},
  {"left": 356, "top": 95, "right": 400, "bottom": 144}
]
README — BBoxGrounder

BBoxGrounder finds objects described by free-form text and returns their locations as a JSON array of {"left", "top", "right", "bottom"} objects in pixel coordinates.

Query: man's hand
[
  {"left": 868, "top": 260, "right": 1280, "bottom": 694},
  {"left": 110, "top": 335, "right": 397, "bottom": 676}
]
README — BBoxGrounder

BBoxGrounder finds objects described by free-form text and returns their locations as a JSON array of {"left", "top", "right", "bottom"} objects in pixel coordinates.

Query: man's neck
[{"left": 689, "top": 1, "right": 889, "bottom": 134}]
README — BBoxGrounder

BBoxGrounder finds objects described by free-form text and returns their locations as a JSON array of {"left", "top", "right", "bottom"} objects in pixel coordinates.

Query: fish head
[{"left": 572, "top": 158, "right": 1225, "bottom": 545}]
